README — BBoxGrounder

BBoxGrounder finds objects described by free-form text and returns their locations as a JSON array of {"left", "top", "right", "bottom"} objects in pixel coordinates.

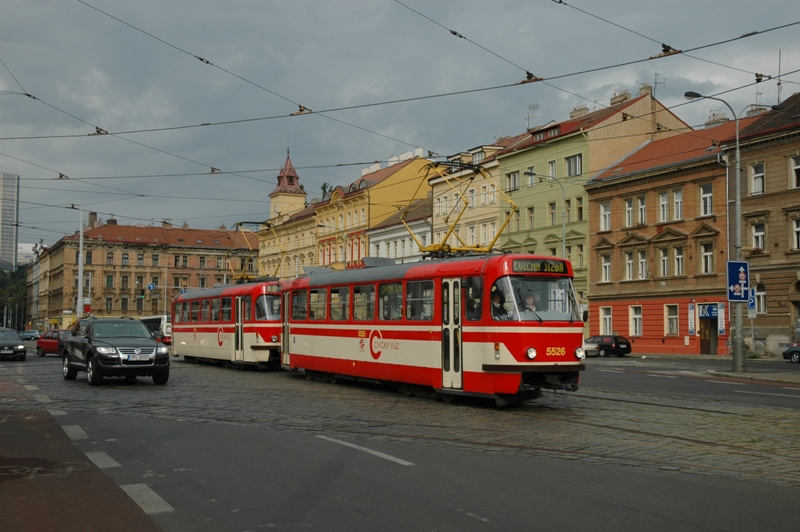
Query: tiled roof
[
  {"left": 496, "top": 95, "right": 646, "bottom": 156},
  {"left": 371, "top": 197, "right": 432, "bottom": 230},
  {"left": 591, "top": 115, "right": 760, "bottom": 183},
  {"left": 65, "top": 223, "right": 258, "bottom": 249},
  {"left": 739, "top": 91, "right": 800, "bottom": 139},
  {"left": 269, "top": 150, "right": 306, "bottom": 197}
]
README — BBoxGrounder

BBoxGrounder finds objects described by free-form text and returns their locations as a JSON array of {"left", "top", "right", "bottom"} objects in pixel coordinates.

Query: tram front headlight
[
  {"left": 575, "top": 347, "right": 586, "bottom": 360},
  {"left": 526, "top": 347, "right": 537, "bottom": 360},
  {"left": 271, "top": 335, "right": 278, "bottom": 342}
]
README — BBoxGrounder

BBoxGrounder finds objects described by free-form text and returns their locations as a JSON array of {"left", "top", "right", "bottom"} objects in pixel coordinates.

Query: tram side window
[
  {"left": 182, "top": 301, "right": 190, "bottom": 323},
  {"left": 406, "top": 280, "right": 433, "bottom": 320},
  {"left": 190, "top": 301, "right": 200, "bottom": 322},
  {"left": 330, "top": 287, "right": 349, "bottom": 321},
  {"left": 211, "top": 298, "right": 220, "bottom": 322},
  {"left": 243, "top": 296, "right": 252, "bottom": 321},
  {"left": 292, "top": 290, "right": 308, "bottom": 320},
  {"left": 173, "top": 303, "right": 182, "bottom": 324},
  {"left": 201, "top": 299, "right": 211, "bottom": 322},
  {"left": 221, "top": 297, "right": 232, "bottom": 321},
  {"left": 465, "top": 277, "right": 482, "bottom": 321},
  {"left": 255, "top": 295, "right": 279, "bottom": 320},
  {"left": 379, "top": 282, "right": 403, "bottom": 321},
  {"left": 353, "top": 285, "right": 375, "bottom": 321},
  {"left": 309, "top": 289, "right": 326, "bottom": 320}
]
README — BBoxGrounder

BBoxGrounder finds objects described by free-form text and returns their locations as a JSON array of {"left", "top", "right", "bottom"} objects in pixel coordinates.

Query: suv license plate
[
  {"left": 127, "top": 354, "right": 150, "bottom": 361},
  {"left": 1, "top": 349, "right": 11, "bottom": 354}
]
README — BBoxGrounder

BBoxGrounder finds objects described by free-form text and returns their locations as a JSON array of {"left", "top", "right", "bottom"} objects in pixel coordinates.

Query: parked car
[
  {"left": 0, "top": 328, "right": 27, "bottom": 361},
  {"left": 63, "top": 317, "right": 170, "bottom": 385},
  {"left": 783, "top": 344, "right": 800, "bottom": 363},
  {"left": 36, "top": 329, "right": 71, "bottom": 357},
  {"left": 582, "top": 335, "right": 632, "bottom": 357},
  {"left": 19, "top": 330, "right": 41, "bottom": 341}
]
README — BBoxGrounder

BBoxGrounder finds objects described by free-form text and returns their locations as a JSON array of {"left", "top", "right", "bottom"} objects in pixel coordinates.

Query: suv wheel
[
  {"left": 63, "top": 355, "right": 77, "bottom": 380},
  {"left": 37, "top": 347, "right": 45, "bottom": 357},
  {"left": 598, "top": 348, "right": 607, "bottom": 357},
  {"left": 87, "top": 357, "right": 103, "bottom": 385},
  {"left": 152, "top": 371, "right": 169, "bottom": 385}
]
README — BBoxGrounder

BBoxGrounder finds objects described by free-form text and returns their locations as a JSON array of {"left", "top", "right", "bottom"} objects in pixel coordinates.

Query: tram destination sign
[{"left": 512, "top": 259, "right": 568, "bottom": 274}]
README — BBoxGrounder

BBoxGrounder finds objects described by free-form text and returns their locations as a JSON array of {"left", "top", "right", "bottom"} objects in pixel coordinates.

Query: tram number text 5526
[{"left": 545, "top": 347, "right": 566, "bottom": 356}]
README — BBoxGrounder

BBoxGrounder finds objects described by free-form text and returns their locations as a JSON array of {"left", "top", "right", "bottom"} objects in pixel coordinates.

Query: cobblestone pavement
[{"left": 3, "top": 357, "right": 800, "bottom": 488}]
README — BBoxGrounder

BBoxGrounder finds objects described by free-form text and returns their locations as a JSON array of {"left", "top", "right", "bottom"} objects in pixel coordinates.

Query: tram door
[
  {"left": 441, "top": 278, "right": 463, "bottom": 390},
  {"left": 234, "top": 296, "right": 246, "bottom": 362},
  {"left": 281, "top": 291, "right": 291, "bottom": 368}
]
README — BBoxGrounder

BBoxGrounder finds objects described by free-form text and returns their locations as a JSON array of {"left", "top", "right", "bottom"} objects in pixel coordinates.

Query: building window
[
  {"left": 548, "top": 160, "right": 556, "bottom": 179},
  {"left": 659, "top": 248, "right": 669, "bottom": 277},
  {"left": 216, "top": 257, "right": 224, "bottom": 269},
  {"left": 673, "top": 189, "right": 683, "bottom": 220},
  {"left": 794, "top": 219, "right": 800, "bottom": 249},
  {"left": 700, "top": 184, "right": 713, "bottom": 216},
  {"left": 600, "top": 307, "right": 612, "bottom": 334},
  {"left": 182, "top": 256, "right": 188, "bottom": 268},
  {"left": 630, "top": 306, "right": 642, "bottom": 336},
  {"left": 674, "top": 246, "right": 684, "bottom": 276},
  {"left": 565, "top": 199, "right": 571, "bottom": 224},
  {"left": 152, "top": 254, "right": 159, "bottom": 267},
  {"left": 490, "top": 184, "right": 497, "bottom": 204},
  {"left": 792, "top": 156, "right": 800, "bottom": 188},
  {"left": 468, "top": 225, "right": 475, "bottom": 246},
  {"left": 199, "top": 256, "right": 206, "bottom": 269},
  {"left": 625, "top": 252, "right": 634, "bottom": 280},
  {"left": 85, "top": 251, "right": 93, "bottom": 265},
  {"left": 625, "top": 198, "right": 634, "bottom": 227},
  {"left": 576, "top": 197, "right": 584, "bottom": 221},
  {"left": 480, "top": 185, "right": 488, "bottom": 205},
  {"left": 468, "top": 188, "right": 475, "bottom": 208},
  {"left": 151, "top": 276, "right": 159, "bottom": 287},
  {"left": 665, "top": 304, "right": 679, "bottom": 335},
  {"left": 505, "top": 171, "right": 519, "bottom": 192},
  {"left": 527, "top": 207, "right": 535, "bottom": 229},
  {"left": 121, "top": 275, "right": 129, "bottom": 289},
  {"left": 754, "top": 283, "right": 767, "bottom": 314},
  {"left": 566, "top": 154, "right": 582, "bottom": 177},
  {"left": 752, "top": 223, "right": 765, "bottom": 251},
  {"left": 701, "top": 243, "right": 714, "bottom": 274},
  {"left": 659, "top": 191, "right": 669, "bottom": 222},
  {"left": 106, "top": 252, "right": 113, "bottom": 265},
  {"left": 601, "top": 254, "right": 611, "bottom": 282},
  {"left": 122, "top": 253, "right": 129, "bottom": 267},
  {"left": 750, "top": 162, "right": 765, "bottom": 195},
  {"left": 105, "top": 275, "right": 113, "bottom": 288},
  {"left": 121, "top": 298, "right": 129, "bottom": 312},
  {"left": 600, "top": 202, "right": 611, "bottom": 231},
  {"left": 638, "top": 250, "right": 647, "bottom": 279},
  {"left": 105, "top": 297, "right": 113, "bottom": 311},
  {"left": 637, "top": 196, "right": 646, "bottom": 224},
  {"left": 549, "top": 202, "right": 557, "bottom": 226},
  {"left": 137, "top": 253, "right": 144, "bottom": 266},
  {"left": 527, "top": 167, "right": 536, "bottom": 187},
  {"left": 577, "top": 245, "right": 584, "bottom": 268}
]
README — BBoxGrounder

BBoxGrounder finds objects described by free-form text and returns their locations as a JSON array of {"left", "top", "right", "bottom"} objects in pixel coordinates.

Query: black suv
[{"left": 63, "top": 317, "right": 170, "bottom": 385}]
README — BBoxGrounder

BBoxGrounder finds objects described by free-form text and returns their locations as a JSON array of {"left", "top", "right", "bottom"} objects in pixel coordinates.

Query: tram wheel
[
  {"left": 439, "top": 392, "right": 456, "bottom": 404},
  {"left": 399, "top": 383, "right": 415, "bottom": 397},
  {"left": 328, "top": 373, "right": 339, "bottom": 384},
  {"left": 305, "top": 370, "right": 315, "bottom": 381}
]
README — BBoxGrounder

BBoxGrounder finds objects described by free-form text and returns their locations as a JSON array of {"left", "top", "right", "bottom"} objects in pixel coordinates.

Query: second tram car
[
  {"left": 281, "top": 253, "right": 586, "bottom": 405},
  {"left": 172, "top": 281, "right": 282, "bottom": 368}
]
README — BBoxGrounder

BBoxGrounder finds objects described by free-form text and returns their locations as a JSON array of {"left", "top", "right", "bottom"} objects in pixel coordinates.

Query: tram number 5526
[{"left": 545, "top": 347, "right": 566, "bottom": 356}]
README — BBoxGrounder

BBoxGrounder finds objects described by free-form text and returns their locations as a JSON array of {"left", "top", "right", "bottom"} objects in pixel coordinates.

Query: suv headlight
[
  {"left": 95, "top": 346, "right": 118, "bottom": 355},
  {"left": 157, "top": 346, "right": 169, "bottom": 355}
]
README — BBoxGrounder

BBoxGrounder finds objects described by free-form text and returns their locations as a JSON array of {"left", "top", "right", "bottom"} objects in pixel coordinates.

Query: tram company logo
[{"left": 369, "top": 329, "right": 399, "bottom": 360}]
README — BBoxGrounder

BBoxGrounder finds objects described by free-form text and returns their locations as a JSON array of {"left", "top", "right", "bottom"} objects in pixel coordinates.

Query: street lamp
[
  {"left": 684, "top": 91, "right": 779, "bottom": 372},
  {"left": 524, "top": 171, "right": 587, "bottom": 258}
]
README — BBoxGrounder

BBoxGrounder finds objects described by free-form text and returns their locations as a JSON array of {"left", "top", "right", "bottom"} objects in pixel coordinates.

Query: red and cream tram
[
  {"left": 172, "top": 280, "right": 282, "bottom": 368},
  {"left": 281, "top": 253, "right": 586, "bottom": 405}
]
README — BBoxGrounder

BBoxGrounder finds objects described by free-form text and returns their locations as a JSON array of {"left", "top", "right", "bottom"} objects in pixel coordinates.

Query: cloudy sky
[{"left": 2, "top": 0, "right": 798, "bottom": 247}]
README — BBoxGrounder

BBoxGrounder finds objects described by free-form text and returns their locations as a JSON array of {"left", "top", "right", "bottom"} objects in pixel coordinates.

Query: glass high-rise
[{"left": 0, "top": 172, "right": 20, "bottom": 271}]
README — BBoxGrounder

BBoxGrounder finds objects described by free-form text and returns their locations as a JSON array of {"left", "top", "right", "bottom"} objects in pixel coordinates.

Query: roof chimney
[
  {"left": 639, "top": 83, "right": 653, "bottom": 97},
  {"left": 182, "top": 222, "right": 189, "bottom": 229},
  {"left": 610, "top": 90, "right": 631, "bottom": 106},
  {"left": 107, "top": 218, "right": 117, "bottom": 225},
  {"left": 570, "top": 105, "right": 589, "bottom": 118},
  {"left": 88, "top": 212, "right": 98, "bottom": 228}
]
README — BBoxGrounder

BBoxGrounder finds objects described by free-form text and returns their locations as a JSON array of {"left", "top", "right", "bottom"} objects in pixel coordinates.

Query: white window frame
[
  {"left": 792, "top": 156, "right": 800, "bottom": 189},
  {"left": 566, "top": 154, "right": 582, "bottom": 177},
  {"left": 754, "top": 283, "right": 767, "bottom": 314},
  {"left": 601, "top": 254, "right": 611, "bottom": 282},
  {"left": 752, "top": 223, "right": 765, "bottom": 251},
  {"left": 700, "top": 184, "right": 713, "bottom": 216},
  {"left": 750, "top": 162, "right": 765, "bottom": 196},
  {"left": 674, "top": 246, "right": 684, "bottom": 276},
  {"left": 673, "top": 189, "right": 683, "bottom": 220},
  {"left": 625, "top": 198, "right": 634, "bottom": 227},
  {"left": 625, "top": 252, "right": 634, "bottom": 280},
  {"left": 665, "top": 304, "right": 679, "bottom": 336},
  {"left": 600, "top": 202, "right": 611, "bottom": 231},
  {"left": 793, "top": 219, "right": 800, "bottom": 250},
  {"left": 659, "top": 191, "right": 669, "bottom": 222},
  {"left": 638, "top": 250, "right": 647, "bottom": 279},
  {"left": 637, "top": 196, "right": 646, "bottom": 225},
  {"left": 630, "top": 305, "right": 642, "bottom": 336},
  {"left": 600, "top": 307, "right": 612, "bottom": 335},
  {"left": 701, "top": 242, "right": 714, "bottom": 274},
  {"left": 659, "top": 248, "right": 669, "bottom": 277}
]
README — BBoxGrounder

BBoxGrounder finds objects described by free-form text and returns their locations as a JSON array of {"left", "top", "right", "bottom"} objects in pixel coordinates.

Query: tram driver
[{"left": 490, "top": 288, "right": 508, "bottom": 320}]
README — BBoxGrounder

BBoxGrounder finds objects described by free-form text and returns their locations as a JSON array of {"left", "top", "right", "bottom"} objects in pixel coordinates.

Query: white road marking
[
  {"left": 646, "top": 374, "right": 677, "bottom": 378},
  {"left": 48, "top": 409, "right": 67, "bottom": 416},
  {"left": 733, "top": 390, "right": 800, "bottom": 399},
  {"left": 23, "top": 385, "right": 39, "bottom": 390},
  {"left": 318, "top": 435, "right": 414, "bottom": 466},
  {"left": 704, "top": 380, "right": 746, "bottom": 385},
  {"left": 85, "top": 451, "right": 121, "bottom": 469},
  {"left": 33, "top": 395, "right": 52, "bottom": 403},
  {"left": 121, "top": 484, "right": 174, "bottom": 515},
  {"left": 62, "top": 424, "right": 89, "bottom": 440}
]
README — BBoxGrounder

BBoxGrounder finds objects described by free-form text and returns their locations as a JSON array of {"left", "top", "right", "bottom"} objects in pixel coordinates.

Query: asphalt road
[{"left": 3, "top": 350, "right": 800, "bottom": 531}]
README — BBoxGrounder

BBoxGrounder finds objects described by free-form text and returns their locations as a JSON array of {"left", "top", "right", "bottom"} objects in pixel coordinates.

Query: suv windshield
[
  {"left": 490, "top": 276, "right": 582, "bottom": 322},
  {"left": 91, "top": 321, "right": 152, "bottom": 339}
]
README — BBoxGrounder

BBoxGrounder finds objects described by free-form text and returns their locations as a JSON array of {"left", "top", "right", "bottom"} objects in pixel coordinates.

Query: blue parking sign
[{"left": 727, "top": 260, "right": 749, "bottom": 302}]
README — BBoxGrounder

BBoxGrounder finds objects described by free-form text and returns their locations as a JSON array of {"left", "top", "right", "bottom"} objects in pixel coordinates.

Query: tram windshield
[
  {"left": 255, "top": 294, "right": 281, "bottom": 321},
  {"left": 489, "top": 276, "right": 582, "bottom": 322}
]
